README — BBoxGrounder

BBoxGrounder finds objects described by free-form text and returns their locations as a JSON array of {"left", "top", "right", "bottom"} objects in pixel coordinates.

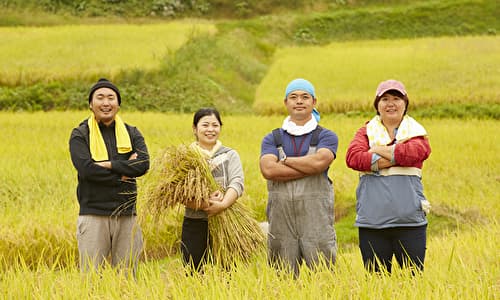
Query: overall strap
[
  {"left": 272, "top": 128, "right": 286, "bottom": 161},
  {"left": 310, "top": 126, "right": 323, "bottom": 147},
  {"left": 307, "top": 125, "right": 331, "bottom": 183},
  {"left": 273, "top": 126, "right": 323, "bottom": 159},
  {"left": 273, "top": 126, "right": 323, "bottom": 148},
  {"left": 272, "top": 128, "right": 283, "bottom": 147}
]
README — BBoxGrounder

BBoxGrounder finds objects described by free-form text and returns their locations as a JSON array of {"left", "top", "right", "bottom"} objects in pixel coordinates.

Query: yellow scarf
[
  {"left": 367, "top": 115, "right": 427, "bottom": 147},
  {"left": 88, "top": 114, "right": 132, "bottom": 161}
]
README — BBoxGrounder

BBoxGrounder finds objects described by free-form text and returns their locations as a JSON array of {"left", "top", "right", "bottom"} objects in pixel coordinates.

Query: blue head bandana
[{"left": 285, "top": 78, "right": 315, "bottom": 99}]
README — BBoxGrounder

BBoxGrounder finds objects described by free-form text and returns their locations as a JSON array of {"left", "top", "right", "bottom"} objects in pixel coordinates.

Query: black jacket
[{"left": 69, "top": 119, "right": 150, "bottom": 216}]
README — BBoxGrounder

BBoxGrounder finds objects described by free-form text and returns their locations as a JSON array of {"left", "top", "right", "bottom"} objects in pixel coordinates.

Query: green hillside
[
  {"left": 0, "top": 0, "right": 428, "bottom": 22},
  {"left": 0, "top": 0, "right": 498, "bottom": 116}
]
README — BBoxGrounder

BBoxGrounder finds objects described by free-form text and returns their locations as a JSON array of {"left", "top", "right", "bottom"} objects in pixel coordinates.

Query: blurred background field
[
  {"left": 0, "top": 0, "right": 498, "bottom": 115},
  {"left": 254, "top": 36, "right": 500, "bottom": 114},
  {"left": 0, "top": 22, "right": 216, "bottom": 86}
]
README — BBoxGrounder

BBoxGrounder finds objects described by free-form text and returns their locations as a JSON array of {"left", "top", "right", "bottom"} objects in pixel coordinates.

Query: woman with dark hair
[
  {"left": 181, "top": 107, "right": 244, "bottom": 271},
  {"left": 346, "top": 80, "right": 431, "bottom": 273}
]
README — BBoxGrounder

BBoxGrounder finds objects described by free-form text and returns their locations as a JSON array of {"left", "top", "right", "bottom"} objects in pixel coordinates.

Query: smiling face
[
  {"left": 90, "top": 87, "right": 119, "bottom": 125},
  {"left": 193, "top": 114, "right": 221, "bottom": 150},
  {"left": 377, "top": 92, "right": 406, "bottom": 124},
  {"left": 284, "top": 90, "right": 316, "bottom": 125}
]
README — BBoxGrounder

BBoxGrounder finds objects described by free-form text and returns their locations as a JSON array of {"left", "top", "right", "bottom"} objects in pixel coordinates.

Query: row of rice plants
[
  {"left": 254, "top": 36, "right": 500, "bottom": 114},
  {"left": 0, "top": 22, "right": 216, "bottom": 86},
  {"left": 1, "top": 220, "right": 497, "bottom": 298}
]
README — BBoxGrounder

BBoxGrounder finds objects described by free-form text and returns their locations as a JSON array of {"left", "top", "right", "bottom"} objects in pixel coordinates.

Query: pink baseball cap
[{"left": 375, "top": 79, "right": 407, "bottom": 97}]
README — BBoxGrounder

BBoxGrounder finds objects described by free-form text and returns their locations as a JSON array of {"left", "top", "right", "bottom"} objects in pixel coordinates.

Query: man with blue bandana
[{"left": 259, "top": 78, "right": 338, "bottom": 276}]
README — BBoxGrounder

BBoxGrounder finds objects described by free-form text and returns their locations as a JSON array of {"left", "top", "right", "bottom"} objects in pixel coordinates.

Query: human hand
[
  {"left": 95, "top": 161, "right": 111, "bottom": 169},
  {"left": 377, "top": 157, "right": 393, "bottom": 169},
  {"left": 421, "top": 199, "right": 431, "bottom": 215},
  {"left": 121, "top": 175, "right": 136, "bottom": 182},
  {"left": 203, "top": 191, "right": 226, "bottom": 216},
  {"left": 203, "top": 200, "right": 227, "bottom": 216},
  {"left": 209, "top": 190, "right": 224, "bottom": 202},
  {"left": 369, "top": 145, "right": 394, "bottom": 162},
  {"left": 368, "top": 146, "right": 382, "bottom": 154},
  {"left": 120, "top": 153, "right": 138, "bottom": 181}
]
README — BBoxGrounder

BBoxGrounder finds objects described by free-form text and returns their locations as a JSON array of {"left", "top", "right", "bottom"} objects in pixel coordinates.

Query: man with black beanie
[{"left": 69, "top": 78, "right": 149, "bottom": 276}]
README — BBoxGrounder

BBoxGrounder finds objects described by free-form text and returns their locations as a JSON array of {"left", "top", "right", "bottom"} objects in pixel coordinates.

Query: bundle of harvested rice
[
  {"left": 144, "top": 144, "right": 217, "bottom": 212},
  {"left": 208, "top": 201, "right": 266, "bottom": 268},
  {"left": 143, "top": 144, "right": 265, "bottom": 267}
]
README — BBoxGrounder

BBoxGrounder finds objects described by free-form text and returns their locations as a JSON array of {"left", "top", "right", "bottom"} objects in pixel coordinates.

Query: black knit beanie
[{"left": 88, "top": 78, "right": 121, "bottom": 105}]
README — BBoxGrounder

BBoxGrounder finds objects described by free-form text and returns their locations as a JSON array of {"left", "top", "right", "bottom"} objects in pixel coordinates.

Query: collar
[{"left": 282, "top": 116, "right": 318, "bottom": 136}]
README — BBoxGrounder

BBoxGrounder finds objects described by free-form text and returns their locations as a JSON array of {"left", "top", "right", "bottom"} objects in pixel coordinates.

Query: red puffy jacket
[{"left": 346, "top": 126, "right": 431, "bottom": 172}]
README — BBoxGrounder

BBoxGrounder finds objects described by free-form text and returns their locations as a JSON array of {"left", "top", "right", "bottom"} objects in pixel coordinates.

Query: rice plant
[
  {"left": 254, "top": 36, "right": 500, "bottom": 114},
  {"left": 0, "top": 22, "right": 216, "bottom": 85}
]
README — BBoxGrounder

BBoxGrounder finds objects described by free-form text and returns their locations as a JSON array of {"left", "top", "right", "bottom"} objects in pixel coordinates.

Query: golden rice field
[
  {"left": 254, "top": 36, "right": 500, "bottom": 114},
  {"left": 0, "top": 22, "right": 499, "bottom": 298},
  {"left": 0, "top": 111, "right": 498, "bottom": 298},
  {"left": 1, "top": 224, "right": 498, "bottom": 299},
  {"left": 0, "top": 21, "right": 216, "bottom": 85}
]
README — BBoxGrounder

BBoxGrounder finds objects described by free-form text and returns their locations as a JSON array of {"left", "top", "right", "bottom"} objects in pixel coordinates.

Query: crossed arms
[{"left": 260, "top": 148, "right": 334, "bottom": 182}]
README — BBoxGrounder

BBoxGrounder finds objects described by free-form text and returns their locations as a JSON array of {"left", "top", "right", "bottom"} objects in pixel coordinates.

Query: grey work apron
[{"left": 267, "top": 145, "right": 337, "bottom": 275}]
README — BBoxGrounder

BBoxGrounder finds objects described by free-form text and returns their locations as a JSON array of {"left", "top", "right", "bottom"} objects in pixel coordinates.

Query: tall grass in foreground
[
  {"left": 0, "top": 112, "right": 498, "bottom": 269},
  {"left": 0, "top": 22, "right": 216, "bottom": 85},
  {"left": 0, "top": 222, "right": 498, "bottom": 299},
  {"left": 254, "top": 36, "right": 500, "bottom": 114}
]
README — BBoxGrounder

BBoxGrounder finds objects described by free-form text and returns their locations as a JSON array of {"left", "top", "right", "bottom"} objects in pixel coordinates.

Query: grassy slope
[
  {"left": 0, "top": 0, "right": 498, "bottom": 116},
  {"left": 295, "top": 0, "right": 499, "bottom": 43},
  {"left": 0, "top": 0, "right": 428, "bottom": 22}
]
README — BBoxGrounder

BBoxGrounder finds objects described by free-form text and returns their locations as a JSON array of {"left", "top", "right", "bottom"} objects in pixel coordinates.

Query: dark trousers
[
  {"left": 181, "top": 217, "right": 209, "bottom": 271},
  {"left": 359, "top": 225, "right": 427, "bottom": 273}
]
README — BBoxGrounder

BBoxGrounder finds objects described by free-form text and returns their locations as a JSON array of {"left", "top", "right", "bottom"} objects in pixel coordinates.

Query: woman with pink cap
[{"left": 346, "top": 79, "right": 431, "bottom": 273}]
